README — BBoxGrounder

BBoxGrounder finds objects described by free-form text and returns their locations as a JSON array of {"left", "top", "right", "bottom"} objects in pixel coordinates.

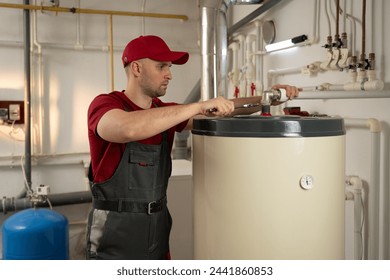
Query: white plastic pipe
[
  {"left": 344, "top": 118, "right": 381, "bottom": 260},
  {"left": 245, "top": 34, "right": 256, "bottom": 96},
  {"left": 228, "top": 41, "right": 240, "bottom": 97},
  {"left": 297, "top": 90, "right": 390, "bottom": 100},
  {"left": 254, "top": 20, "right": 263, "bottom": 95},
  {"left": 346, "top": 175, "right": 364, "bottom": 260},
  {"left": 32, "top": 2, "right": 43, "bottom": 154}
]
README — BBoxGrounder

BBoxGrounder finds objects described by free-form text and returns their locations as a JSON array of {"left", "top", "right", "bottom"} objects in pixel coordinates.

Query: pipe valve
[{"left": 261, "top": 88, "right": 287, "bottom": 116}]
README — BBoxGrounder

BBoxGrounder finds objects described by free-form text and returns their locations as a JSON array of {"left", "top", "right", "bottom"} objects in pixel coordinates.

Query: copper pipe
[
  {"left": 109, "top": 14, "right": 114, "bottom": 91},
  {"left": 0, "top": 2, "right": 188, "bottom": 21},
  {"left": 335, "top": 0, "right": 340, "bottom": 37},
  {"left": 361, "top": 0, "right": 366, "bottom": 56}
]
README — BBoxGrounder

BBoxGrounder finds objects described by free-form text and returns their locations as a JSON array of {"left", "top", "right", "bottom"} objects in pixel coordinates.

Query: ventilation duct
[{"left": 199, "top": 0, "right": 283, "bottom": 101}]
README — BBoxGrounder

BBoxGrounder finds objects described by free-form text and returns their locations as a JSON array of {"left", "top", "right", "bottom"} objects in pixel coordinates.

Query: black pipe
[
  {"left": 0, "top": 191, "right": 92, "bottom": 214},
  {"left": 41, "top": 191, "right": 92, "bottom": 206},
  {"left": 21, "top": 0, "right": 32, "bottom": 198}
]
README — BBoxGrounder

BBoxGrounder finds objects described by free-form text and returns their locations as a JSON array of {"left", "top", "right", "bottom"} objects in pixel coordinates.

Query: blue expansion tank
[{"left": 1, "top": 208, "right": 69, "bottom": 260}]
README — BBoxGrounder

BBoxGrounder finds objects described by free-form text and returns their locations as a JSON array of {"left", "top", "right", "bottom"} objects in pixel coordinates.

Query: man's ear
[{"left": 130, "top": 61, "right": 142, "bottom": 77}]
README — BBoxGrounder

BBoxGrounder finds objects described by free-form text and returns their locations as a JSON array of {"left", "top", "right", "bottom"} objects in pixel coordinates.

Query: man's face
[{"left": 138, "top": 59, "right": 173, "bottom": 98}]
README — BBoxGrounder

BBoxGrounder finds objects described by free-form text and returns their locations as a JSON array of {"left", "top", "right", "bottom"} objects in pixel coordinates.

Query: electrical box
[
  {"left": 0, "top": 108, "right": 8, "bottom": 121},
  {"left": 0, "top": 101, "right": 24, "bottom": 124}
]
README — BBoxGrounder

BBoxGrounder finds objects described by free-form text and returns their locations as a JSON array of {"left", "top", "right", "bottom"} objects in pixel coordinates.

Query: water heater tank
[
  {"left": 192, "top": 115, "right": 346, "bottom": 259},
  {"left": 2, "top": 208, "right": 69, "bottom": 260}
]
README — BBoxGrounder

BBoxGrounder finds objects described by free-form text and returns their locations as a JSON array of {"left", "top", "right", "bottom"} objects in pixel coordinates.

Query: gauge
[{"left": 300, "top": 175, "right": 314, "bottom": 190}]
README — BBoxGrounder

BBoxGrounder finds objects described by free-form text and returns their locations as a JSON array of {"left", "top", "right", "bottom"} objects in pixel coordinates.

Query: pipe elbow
[
  {"left": 346, "top": 175, "right": 363, "bottom": 192},
  {"left": 366, "top": 118, "right": 381, "bottom": 133}
]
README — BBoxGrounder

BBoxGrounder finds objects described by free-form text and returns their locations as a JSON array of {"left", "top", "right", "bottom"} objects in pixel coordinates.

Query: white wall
[{"left": 0, "top": 0, "right": 389, "bottom": 260}]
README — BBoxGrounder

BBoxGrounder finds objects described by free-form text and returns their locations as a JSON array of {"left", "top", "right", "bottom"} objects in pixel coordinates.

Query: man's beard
[{"left": 140, "top": 75, "right": 166, "bottom": 98}]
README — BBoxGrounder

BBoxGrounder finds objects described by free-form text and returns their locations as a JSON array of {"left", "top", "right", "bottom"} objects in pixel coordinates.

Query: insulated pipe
[
  {"left": 200, "top": 0, "right": 281, "bottom": 101},
  {"left": 200, "top": 5, "right": 217, "bottom": 101},
  {"left": 344, "top": 118, "right": 381, "bottom": 260}
]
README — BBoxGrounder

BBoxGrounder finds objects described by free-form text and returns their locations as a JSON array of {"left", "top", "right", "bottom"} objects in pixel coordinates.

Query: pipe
[
  {"left": 346, "top": 175, "right": 364, "bottom": 260},
  {"left": 361, "top": 0, "right": 366, "bottom": 61},
  {"left": 267, "top": 66, "right": 302, "bottom": 88},
  {"left": 109, "top": 15, "right": 114, "bottom": 91},
  {"left": 200, "top": 0, "right": 281, "bottom": 101},
  {"left": 32, "top": 0, "right": 43, "bottom": 155},
  {"left": 344, "top": 118, "right": 381, "bottom": 260},
  {"left": 217, "top": 1, "right": 229, "bottom": 98},
  {"left": 0, "top": 152, "right": 90, "bottom": 167},
  {"left": 0, "top": 2, "right": 188, "bottom": 21},
  {"left": 200, "top": 5, "right": 217, "bottom": 101},
  {"left": 75, "top": 0, "right": 81, "bottom": 46},
  {"left": 244, "top": 34, "right": 256, "bottom": 96},
  {"left": 296, "top": 90, "right": 390, "bottom": 100},
  {"left": 22, "top": 0, "right": 32, "bottom": 198},
  {"left": 335, "top": 0, "right": 340, "bottom": 42},
  {"left": 228, "top": 41, "right": 240, "bottom": 97},
  {"left": 0, "top": 191, "right": 92, "bottom": 214},
  {"left": 254, "top": 20, "right": 263, "bottom": 95}
]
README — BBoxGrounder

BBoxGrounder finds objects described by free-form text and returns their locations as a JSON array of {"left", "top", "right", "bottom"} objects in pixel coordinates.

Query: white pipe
[
  {"left": 267, "top": 66, "right": 302, "bottom": 88},
  {"left": 254, "top": 20, "right": 263, "bottom": 95},
  {"left": 228, "top": 41, "right": 240, "bottom": 97},
  {"left": 324, "top": 0, "right": 332, "bottom": 37},
  {"left": 75, "top": 0, "right": 81, "bottom": 46},
  {"left": 32, "top": 1, "right": 43, "bottom": 154},
  {"left": 345, "top": 118, "right": 381, "bottom": 260},
  {"left": 297, "top": 90, "right": 390, "bottom": 100},
  {"left": 346, "top": 175, "right": 364, "bottom": 260},
  {"left": 141, "top": 0, "right": 146, "bottom": 35},
  {"left": 312, "top": 0, "right": 320, "bottom": 44},
  {"left": 237, "top": 34, "right": 246, "bottom": 97},
  {"left": 0, "top": 152, "right": 90, "bottom": 167},
  {"left": 326, "top": 80, "right": 385, "bottom": 92},
  {"left": 245, "top": 34, "right": 256, "bottom": 97}
]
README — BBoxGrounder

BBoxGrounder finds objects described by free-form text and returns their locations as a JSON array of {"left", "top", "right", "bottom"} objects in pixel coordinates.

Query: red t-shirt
[{"left": 88, "top": 91, "right": 189, "bottom": 183}]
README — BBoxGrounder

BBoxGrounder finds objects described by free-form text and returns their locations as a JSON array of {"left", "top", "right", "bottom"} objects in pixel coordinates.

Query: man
[{"left": 86, "top": 35, "right": 299, "bottom": 259}]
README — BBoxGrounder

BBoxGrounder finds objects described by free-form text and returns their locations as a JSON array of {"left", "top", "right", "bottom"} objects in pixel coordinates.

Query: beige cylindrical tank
[{"left": 192, "top": 116, "right": 345, "bottom": 259}]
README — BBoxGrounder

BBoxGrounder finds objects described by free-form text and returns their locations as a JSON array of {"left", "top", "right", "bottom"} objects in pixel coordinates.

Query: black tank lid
[{"left": 192, "top": 115, "right": 345, "bottom": 138}]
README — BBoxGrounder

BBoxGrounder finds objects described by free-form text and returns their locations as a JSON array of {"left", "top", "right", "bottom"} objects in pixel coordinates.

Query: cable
[{"left": 46, "top": 197, "right": 53, "bottom": 209}]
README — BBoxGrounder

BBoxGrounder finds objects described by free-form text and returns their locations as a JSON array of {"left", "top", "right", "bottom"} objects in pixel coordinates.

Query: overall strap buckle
[{"left": 147, "top": 196, "right": 166, "bottom": 215}]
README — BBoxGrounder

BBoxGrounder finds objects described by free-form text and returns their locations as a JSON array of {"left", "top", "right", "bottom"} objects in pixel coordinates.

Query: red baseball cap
[{"left": 122, "top": 35, "right": 189, "bottom": 67}]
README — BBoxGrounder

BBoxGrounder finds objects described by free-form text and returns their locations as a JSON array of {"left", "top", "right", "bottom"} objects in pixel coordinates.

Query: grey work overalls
[{"left": 86, "top": 130, "right": 172, "bottom": 259}]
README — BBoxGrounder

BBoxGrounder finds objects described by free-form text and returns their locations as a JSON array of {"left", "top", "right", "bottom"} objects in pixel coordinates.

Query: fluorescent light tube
[{"left": 265, "top": 34, "right": 308, "bottom": 52}]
